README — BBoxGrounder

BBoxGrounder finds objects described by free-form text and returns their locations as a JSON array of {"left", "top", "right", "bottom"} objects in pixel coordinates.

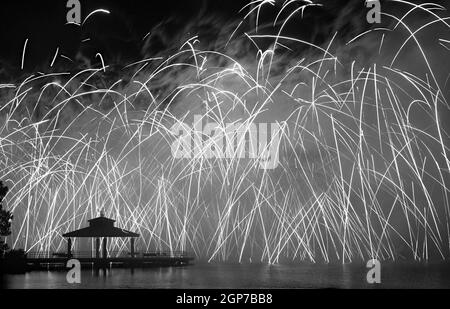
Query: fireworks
[{"left": 0, "top": 0, "right": 449, "bottom": 263}]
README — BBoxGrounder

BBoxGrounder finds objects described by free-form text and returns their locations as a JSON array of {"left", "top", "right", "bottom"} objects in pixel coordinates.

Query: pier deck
[{"left": 25, "top": 251, "right": 194, "bottom": 270}]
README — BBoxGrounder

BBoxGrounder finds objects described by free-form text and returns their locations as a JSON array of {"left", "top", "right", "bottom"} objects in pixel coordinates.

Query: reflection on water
[{"left": 2, "top": 262, "right": 450, "bottom": 289}]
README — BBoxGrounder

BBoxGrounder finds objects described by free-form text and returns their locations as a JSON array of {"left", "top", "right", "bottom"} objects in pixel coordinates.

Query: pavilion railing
[{"left": 26, "top": 251, "right": 193, "bottom": 259}]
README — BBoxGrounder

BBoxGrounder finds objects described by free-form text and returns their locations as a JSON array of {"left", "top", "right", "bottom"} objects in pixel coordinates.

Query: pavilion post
[
  {"left": 102, "top": 237, "right": 107, "bottom": 259},
  {"left": 130, "top": 238, "right": 135, "bottom": 258},
  {"left": 67, "top": 238, "right": 72, "bottom": 259},
  {"left": 95, "top": 238, "right": 100, "bottom": 259}
]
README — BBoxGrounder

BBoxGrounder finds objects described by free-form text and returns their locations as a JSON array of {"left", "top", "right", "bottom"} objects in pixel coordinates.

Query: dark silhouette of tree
[{"left": 0, "top": 181, "right": 13, "bottom": 257}]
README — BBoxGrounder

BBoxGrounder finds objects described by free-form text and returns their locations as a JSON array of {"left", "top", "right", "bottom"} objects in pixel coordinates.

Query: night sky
[{"left": 0, "top": 0, "right": 251, "bottom": 72}]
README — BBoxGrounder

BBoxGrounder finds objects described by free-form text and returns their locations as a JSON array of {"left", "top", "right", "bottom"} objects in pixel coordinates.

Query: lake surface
[{"left": 2, "top": 262, "right": 450, "bottom": 289}]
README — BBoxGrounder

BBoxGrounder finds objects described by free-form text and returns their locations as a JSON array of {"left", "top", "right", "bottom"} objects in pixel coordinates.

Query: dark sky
[
  {"left": 2, "top": 0, "right": 447, "bottom": 74},
  {"left": 0, "top": 0, "right": 249, "bottom": 72}
]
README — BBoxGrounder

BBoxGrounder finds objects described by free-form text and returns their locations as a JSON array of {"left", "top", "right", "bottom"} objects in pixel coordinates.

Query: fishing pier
[{"left": 24, "top": 215, "right": 194, "bottom": 270}]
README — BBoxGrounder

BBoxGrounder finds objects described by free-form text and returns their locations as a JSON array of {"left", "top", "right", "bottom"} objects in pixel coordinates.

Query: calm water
[{"left": 2, "top": 262, "right": 450, "bottom": 289}]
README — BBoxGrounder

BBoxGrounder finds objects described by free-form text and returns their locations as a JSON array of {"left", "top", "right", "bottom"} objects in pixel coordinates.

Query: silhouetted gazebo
[{"left": 63, "top": 214, "right": 140, "bottom": 260}]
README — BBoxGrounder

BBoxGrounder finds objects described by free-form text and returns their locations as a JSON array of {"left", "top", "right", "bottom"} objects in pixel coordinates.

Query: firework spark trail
[{"left": 0, "top": 0, "right": 449, "bottom": 263}]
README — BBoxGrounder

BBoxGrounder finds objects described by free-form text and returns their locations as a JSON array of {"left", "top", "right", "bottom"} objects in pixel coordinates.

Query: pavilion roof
[{"left": 63, "top": 216, "right": 140, "bottom": 238}]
